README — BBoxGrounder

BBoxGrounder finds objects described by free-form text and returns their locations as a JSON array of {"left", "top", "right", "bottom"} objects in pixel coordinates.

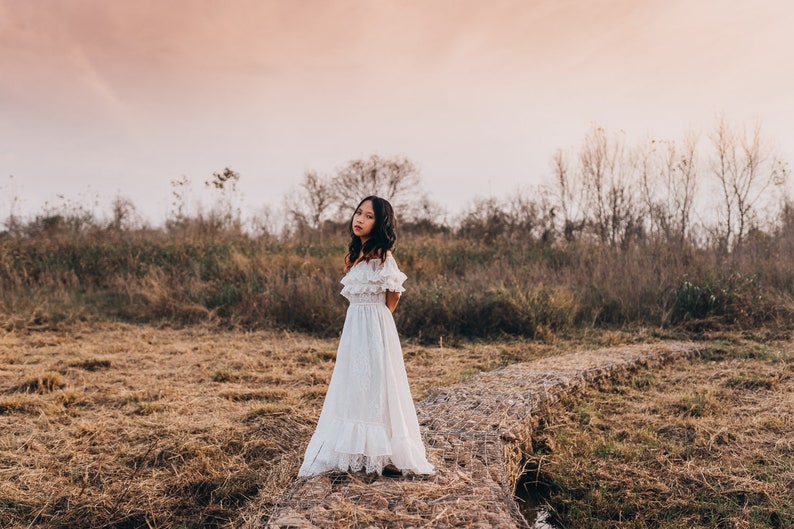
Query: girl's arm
[
  {"left": 385, "top": 290, "right": 401, "bottom": 313},
  {"left": 383, "top": 250, "right": 401, "bottom": 312}
]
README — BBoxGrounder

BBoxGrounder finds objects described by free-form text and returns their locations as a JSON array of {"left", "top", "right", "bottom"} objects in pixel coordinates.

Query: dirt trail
[{"left": 260, "top": 341, "right": 701, "bottom": 529}]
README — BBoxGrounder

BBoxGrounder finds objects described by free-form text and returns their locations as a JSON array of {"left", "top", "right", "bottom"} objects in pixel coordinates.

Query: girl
[{"left": 298, "top": 196, "right": 435, "bottom": 477}]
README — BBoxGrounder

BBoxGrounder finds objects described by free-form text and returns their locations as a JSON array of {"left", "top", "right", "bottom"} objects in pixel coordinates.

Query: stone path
[{"left": 262, "top": 341, "right": 701, "bottom": 529}]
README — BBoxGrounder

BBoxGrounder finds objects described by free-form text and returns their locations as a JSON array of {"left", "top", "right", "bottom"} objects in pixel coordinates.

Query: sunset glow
[{"left": 1, "top": 0, "right": 792, "bottom": 222}]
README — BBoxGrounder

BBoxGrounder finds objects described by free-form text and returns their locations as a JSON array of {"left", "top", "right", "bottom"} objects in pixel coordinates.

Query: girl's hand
[{"left": 385, "top": 291, "right": 401, "bottom": 313}]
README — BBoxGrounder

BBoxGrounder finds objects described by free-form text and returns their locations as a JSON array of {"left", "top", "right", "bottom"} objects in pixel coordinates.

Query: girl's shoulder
[
  {"left": 346, "top": 249, "right": 392, "bottom": 270},
  {"left": 365, "top": 248, "right": 393, "bottom": 264},
  {"left": 380, "top": 250, "right": 397, "bottom": 266}
]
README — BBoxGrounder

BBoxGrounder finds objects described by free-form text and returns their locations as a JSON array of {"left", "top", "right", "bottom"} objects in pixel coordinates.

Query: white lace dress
[{"left": 297, "top": 256, "right": 435, "bottom": 477}]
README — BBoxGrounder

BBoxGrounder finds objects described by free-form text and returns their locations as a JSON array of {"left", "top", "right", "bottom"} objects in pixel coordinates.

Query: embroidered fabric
[{"left": 298, "top": 256, "right": 434, "bottom": 477}]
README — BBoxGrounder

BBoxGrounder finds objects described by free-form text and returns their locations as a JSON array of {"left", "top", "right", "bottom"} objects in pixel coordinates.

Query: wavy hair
[{"left": 345, "top": 196, "right": 397, "bottom": 270}]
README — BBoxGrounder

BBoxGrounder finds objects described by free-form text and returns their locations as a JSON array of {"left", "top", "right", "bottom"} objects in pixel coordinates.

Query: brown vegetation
[
  {"left": 523, "top": 336, "right": 794, "bottom": 528},
  {"left": 1, "top": 321, "right": 592, "bottom": 528},
  {"left": 1, "top": 228, "right": 793, "bottom": 342}
]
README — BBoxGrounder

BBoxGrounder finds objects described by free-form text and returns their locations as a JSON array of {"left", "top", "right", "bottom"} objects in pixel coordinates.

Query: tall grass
[{"left": 2, "top": 217, "right": 792, "bottom": 340}]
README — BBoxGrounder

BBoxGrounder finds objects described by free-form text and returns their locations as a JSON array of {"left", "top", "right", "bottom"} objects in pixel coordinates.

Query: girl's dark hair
[{"left": 346, "top": 196, "right": 397, "bottom": 270}]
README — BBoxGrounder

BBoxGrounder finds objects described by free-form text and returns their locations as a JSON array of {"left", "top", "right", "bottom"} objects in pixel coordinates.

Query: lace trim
[
  {"left": 334, "top": 453, "right": 405, "bottom": 475},
  {"left": 300, "top": 452, "right": 409, "bottom": 477}
]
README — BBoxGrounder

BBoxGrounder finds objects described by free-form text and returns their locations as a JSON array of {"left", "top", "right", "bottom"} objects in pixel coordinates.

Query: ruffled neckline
[
  {"left": 340, "top": 255, "right": 407, "bottom": 296},
  {"left": 350, "top": 257, "right": 384, "bottom": 270}
]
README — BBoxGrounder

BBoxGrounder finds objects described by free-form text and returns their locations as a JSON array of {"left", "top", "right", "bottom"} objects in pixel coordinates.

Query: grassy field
[
  {"left": 1, "top": 321, "right": 607, "bottom": 528},
  {"left": 2, "top": 322, "right": 791, "bottom": 528},
  {"left": 522, "top": 335, "right": 793, "bottom": 528}
]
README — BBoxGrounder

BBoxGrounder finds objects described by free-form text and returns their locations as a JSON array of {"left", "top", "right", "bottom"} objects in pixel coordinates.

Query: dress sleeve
[{"left": 380, "top": 255, "right": 407, "bottom": 293}]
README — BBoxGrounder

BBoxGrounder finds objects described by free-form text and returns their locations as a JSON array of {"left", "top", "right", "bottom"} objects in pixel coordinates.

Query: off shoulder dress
[{"left": 297, "top": 255, "right": 435, "bottom": 477}]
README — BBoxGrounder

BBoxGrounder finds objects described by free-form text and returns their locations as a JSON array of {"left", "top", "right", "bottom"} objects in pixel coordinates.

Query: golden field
[
  {"left": 0, "top": 321, "right": 576, "bottom": 528},
  {"left": 2, "top": 323, "right": 791, "bottom": 528}
]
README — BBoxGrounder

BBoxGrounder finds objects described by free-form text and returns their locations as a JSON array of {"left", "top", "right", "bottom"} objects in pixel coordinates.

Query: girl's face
[{"left": 352, "top": 200, "right": 376, "bottom": 241}]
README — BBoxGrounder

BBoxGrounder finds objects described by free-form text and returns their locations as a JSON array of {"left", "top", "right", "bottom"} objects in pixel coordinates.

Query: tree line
[
  {"left": 283, "top": 117, "right": 790, "bottom": 253},
  {"left": 1, "top": 117, "right": 790, "bottom": 254}
]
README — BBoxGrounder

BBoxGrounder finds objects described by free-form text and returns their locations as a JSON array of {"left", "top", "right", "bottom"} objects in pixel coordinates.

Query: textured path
[{"left": 262, "top": 341, "right": 701, "bottom": 529}]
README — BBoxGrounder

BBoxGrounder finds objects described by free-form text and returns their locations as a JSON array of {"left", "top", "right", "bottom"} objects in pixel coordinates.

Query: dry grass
[
  {"left": 524, "top": 335, "right": 794, "bottom": 528},
  {"left": 3, "top": 323, "right": 788, "bottom": 528},
  {"left": 0, "top": 321, "right": 617, "bottom": 529},
  {"left": 261, "top": 341, "right": 701, "bottom": 529},
  {"left": 3, "top": 234, "right": 793, "bottom": 340}
]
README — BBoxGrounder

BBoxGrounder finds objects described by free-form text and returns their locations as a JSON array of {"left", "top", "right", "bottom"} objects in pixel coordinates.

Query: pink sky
[{"left": 1, "top": 0, "right": 793, "bottom": 223}]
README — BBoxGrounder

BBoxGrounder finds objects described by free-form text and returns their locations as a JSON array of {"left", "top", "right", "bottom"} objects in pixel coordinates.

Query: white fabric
[{"left": 298, "top": 256, "right": 435, "bottom": 477}]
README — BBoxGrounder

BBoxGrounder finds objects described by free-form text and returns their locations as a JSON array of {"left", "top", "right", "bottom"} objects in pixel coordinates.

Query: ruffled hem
[
  {"left": 336, "top": 418, "right": 394, "bottom": 455},
  {"left": 340, "top": 283, "right": 393, "bottom": 296},
  {"left": 298, "top": 418, "right": 435, "bottom": 477}
]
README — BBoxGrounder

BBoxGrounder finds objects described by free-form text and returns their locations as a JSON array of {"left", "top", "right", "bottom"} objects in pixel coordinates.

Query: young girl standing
[{"left": 298, "top": 196, "right": 435, "bottom": 477}]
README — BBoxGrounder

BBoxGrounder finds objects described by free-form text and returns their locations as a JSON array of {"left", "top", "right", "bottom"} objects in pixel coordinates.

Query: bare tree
[
  {"left": 286, "top": 170, "right": 335, "bottom": 236},
  {"left": 505, "top": 186, "right": 556, "bottom": 243},
  {"left": 458, "top": 197, "right": 509, "bottom": 243},
  {"left": 709, "top": 117, "right": 788, "bottom": 250},
  {"left": 108, "top": 196, "right": 142, "bottom": 232},
  {"left": 506, "top": 189, "right": 539, "bottom": 237},
  {"left": 302, "top": 171, "right": 334, "bottom": 229},
  {"left": 639, "top": 133, "right": 698, "bottom": 244},
  {"left": 331, "top": 154, "right": 422, "bottom": 216},
  {"left": 250, "top": 203, "right": 283, "bottom": 240},
  {"left": 552, "top": 148, "right": 586, "bottom": 242},
  {"left": 401, "top": 195, "right": 449, "bottom": 233},
  {"left": 578, "top": 126, "right": 644, "bottom": 248}
]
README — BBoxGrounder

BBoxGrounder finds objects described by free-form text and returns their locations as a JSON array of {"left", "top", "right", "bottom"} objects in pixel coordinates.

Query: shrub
[{"left": 671, "top": 279, "right": 720, "bottom": 322}]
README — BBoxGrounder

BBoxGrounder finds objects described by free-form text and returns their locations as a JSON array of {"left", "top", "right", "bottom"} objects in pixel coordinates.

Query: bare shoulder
[{"left": 379, "top": 250, "right": 395, "bottom": 267}]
